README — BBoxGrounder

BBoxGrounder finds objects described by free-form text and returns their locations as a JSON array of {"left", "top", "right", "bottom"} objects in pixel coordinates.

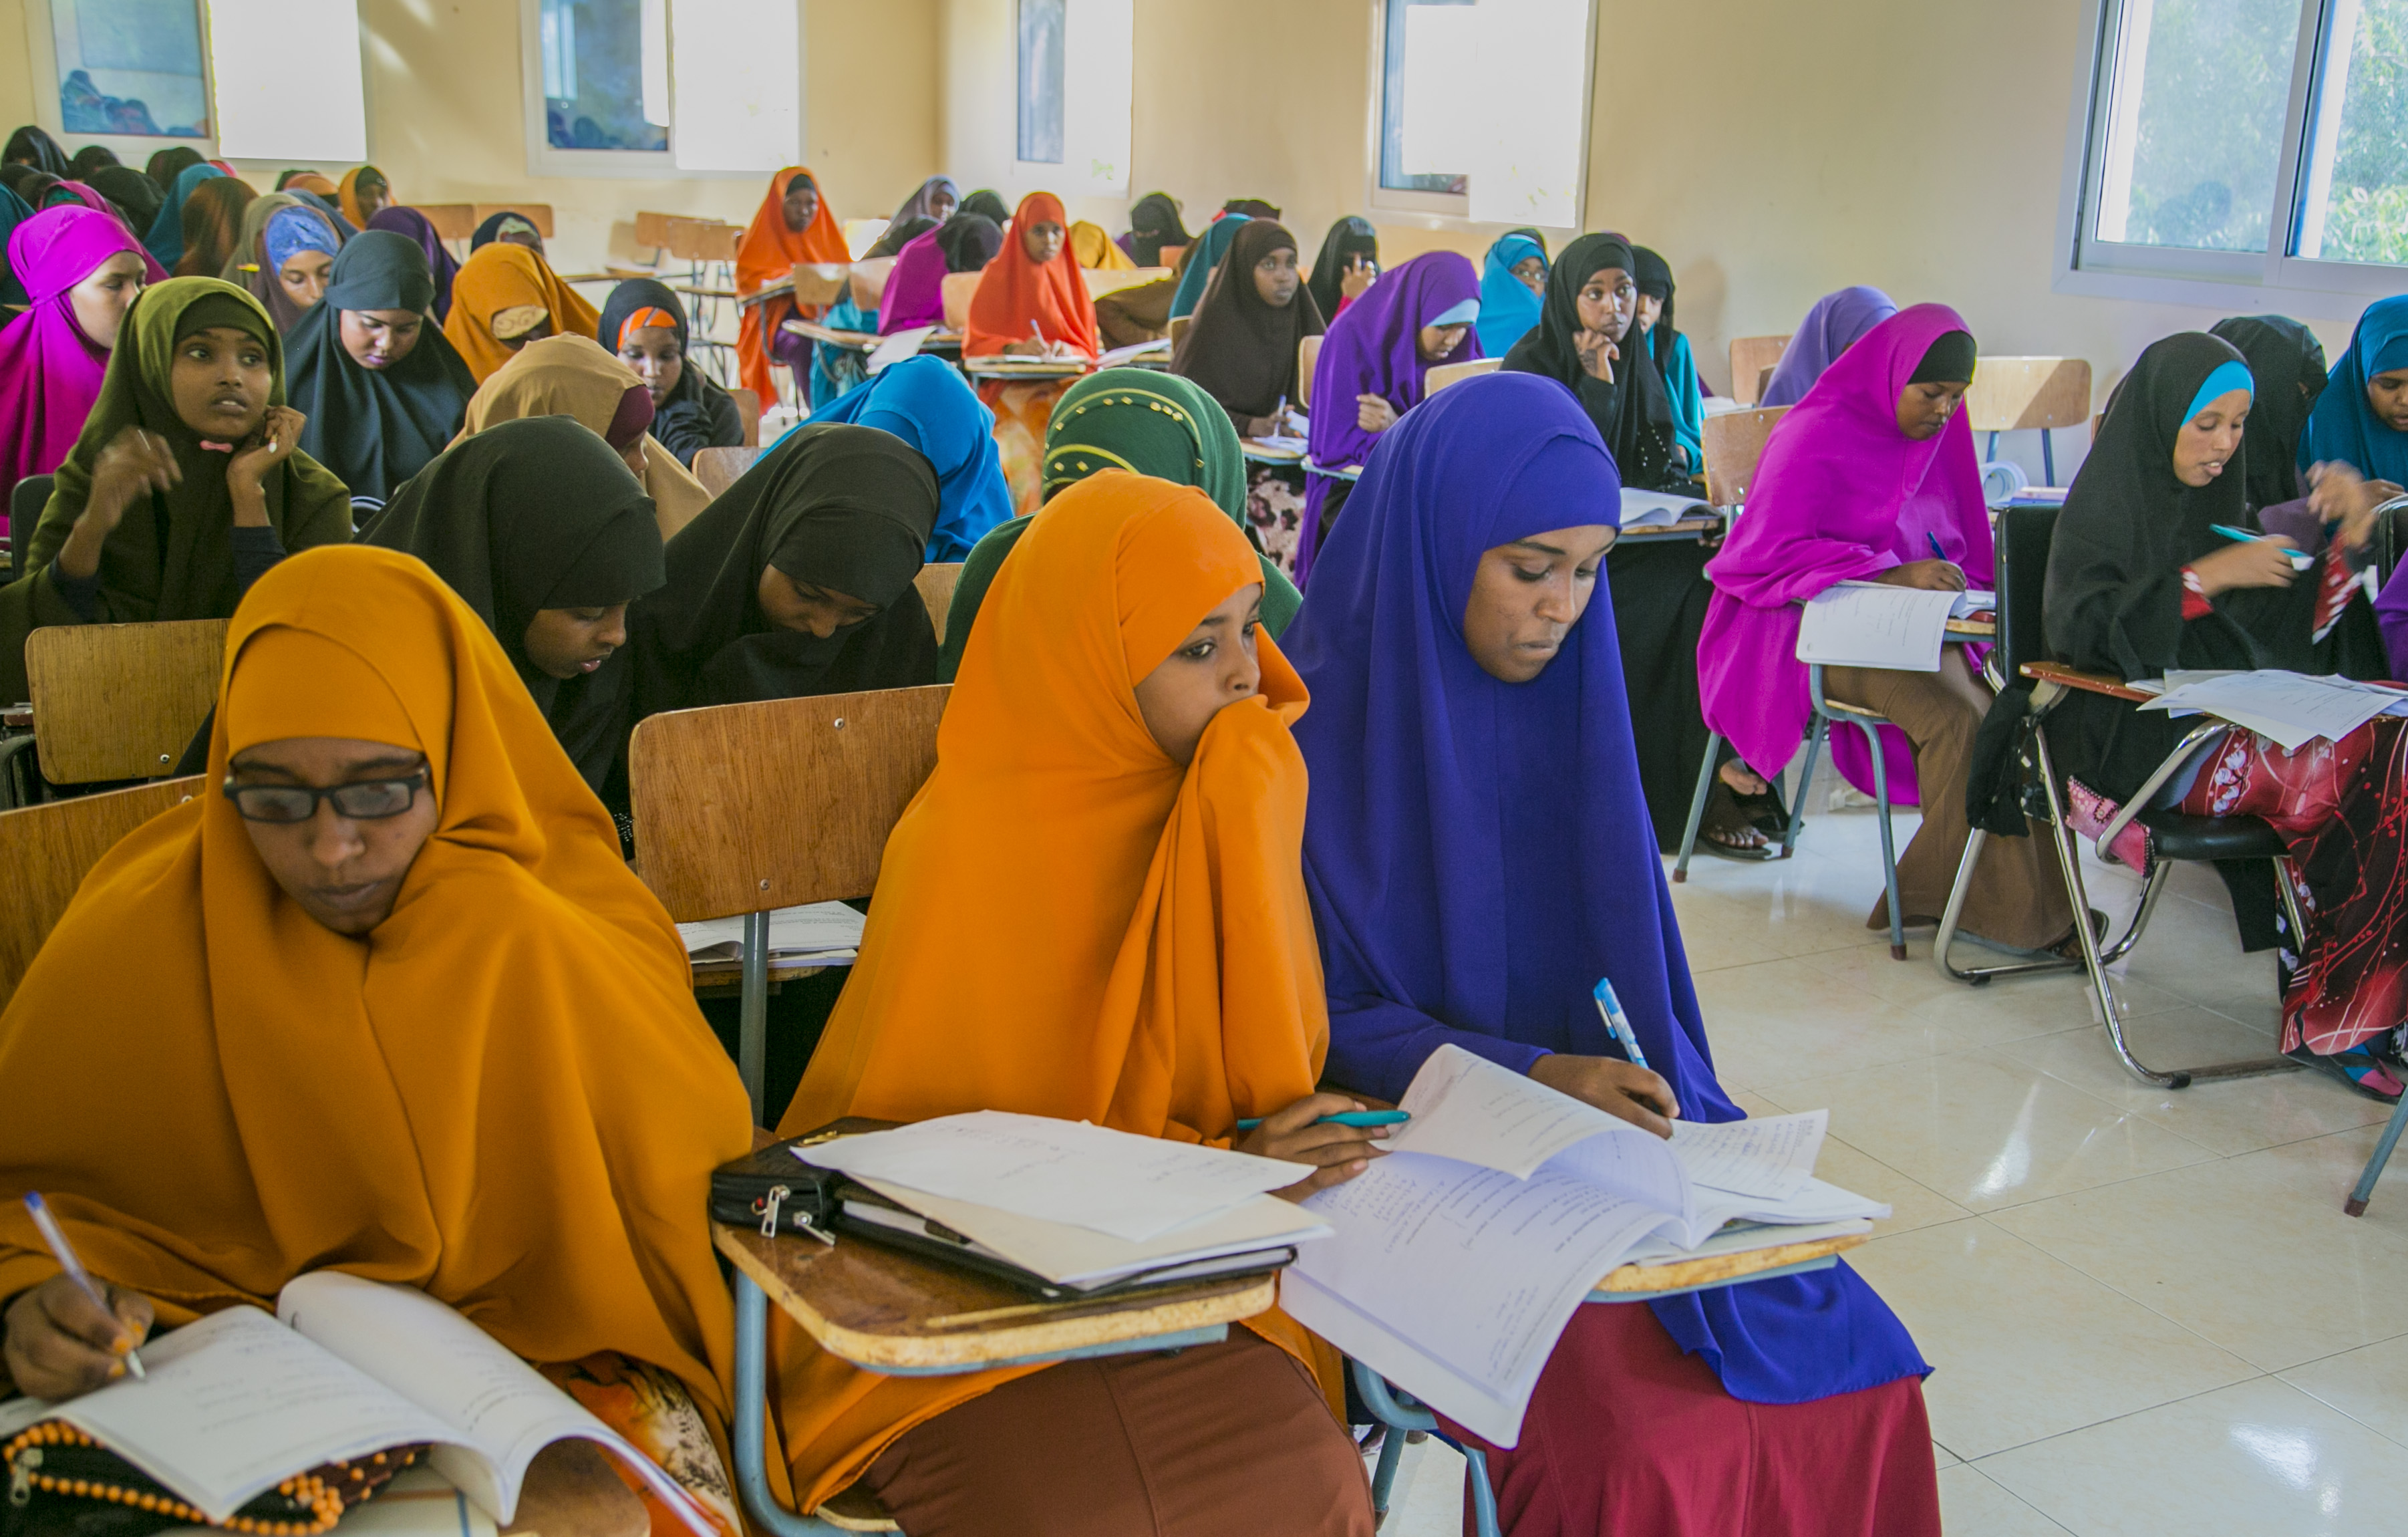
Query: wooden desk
[
  {"left": 1616, "top": 514, "right": 1724, "bottom": 546},
  {"left": 959, "top": 356, "right": 1090, "bottom": 381},
  {"left": 1304, "top": 458, "right": 1362, "bottom": 483},
  {"left": 1946, "top": 617, "right": 1997, "bottom": 638},
  {"left": 1240, "top": 438, "right": 1305, "bottom": 465},
  {"left": 689, "top": 958, "right": 831, "bottom": 994},
  {"left": 783, "top": 320, "right": 881, "bottom": 352}
]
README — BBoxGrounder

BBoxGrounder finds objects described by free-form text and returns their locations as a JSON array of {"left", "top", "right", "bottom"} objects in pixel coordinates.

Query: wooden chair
[
  {"left": 848, "top": 255, "right": 895, "bottom": 311},
  {"left": 627, "top": 684, "right": 949, "bottom": 1117},
  {"left": 1167, "top": 315, "right": 1191, "bottom": 350},
  {"left": 732, "top": 389, "right": 762, "bottom": 448},
  {"left": 1727, "top": 335, "right": 1791, "bottom": 405},
  {"left": 1082, "top": 265, "right": 1172, "bottom": 300},
  {"left": 0, "top": 777, "right": 200, "bottom": 1005},
  {"left": 418, "top": 204, "right": 477, "bottom": 243},
  {"left": 633, "top": 210, "right": 676, "bottom": 261},
  {"left": 472, "top": 202, "right": 555, "bottom": 239},
  {"left": 25, "top": 619, "right": 227, "bottom": 785},
  {"left": 1426, "top": 358, "right": 1502, "bottom": 394},
  {"left": 915, "top": 565, "right": 962, "bottom": 646},
  {"left": 1298, "top": 334, "right": 1322, "bottom": 409},
  {"left": 1965, "top": 358, "right": 2092, "bottom": 485},
  {"left": 1699, "top": 406, "right": 1788, "bottom": 510},
  {"left": 940, "top": 272, "right": 980, "bottom": 332},
  {"left": 695, "top": 446, "right": 763, "bottom": 499}
]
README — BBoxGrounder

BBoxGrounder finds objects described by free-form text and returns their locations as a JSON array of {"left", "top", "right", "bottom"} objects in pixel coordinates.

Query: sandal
[
  {"left": 1696, "top": 783, "right": 1776, "bottom": 862},
  {"left": 2046, "top": 909, "right": 2112, "bottom": 962},
  {"left": 2288, "top": 1043, "right": 2406, "bottom": 1103}
]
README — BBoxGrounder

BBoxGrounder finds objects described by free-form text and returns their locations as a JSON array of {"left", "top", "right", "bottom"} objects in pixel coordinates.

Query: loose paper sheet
[
  {"left": 1670, "top": 1109, "right": 1827, "bottom": 1201},
  {"left": 1795, "top": 582, "right": 1960, "bottom": 672},
  {"left": 677, "top": 901, "right": 864, "bottom": 962},
  {"left": 2139, "top": 669, "right": 2406, "bottom": 751}
]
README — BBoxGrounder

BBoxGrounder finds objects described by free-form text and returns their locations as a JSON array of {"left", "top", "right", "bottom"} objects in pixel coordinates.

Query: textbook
[
  {"left": 1277, "top": 1046, "right": 1887, "bottom": 1445},
  {"left": 0, "top": 1273, "right": 714, "bottom": 1534},
  {"left": 676, "top": 900, "right": 864, "bottom": 966},
  {"left": 1618, "top": 488, "right": 1713, "bottom": 529},
  {"left": 1794, "top": 580, "right": 1993, "bottom": 672}
]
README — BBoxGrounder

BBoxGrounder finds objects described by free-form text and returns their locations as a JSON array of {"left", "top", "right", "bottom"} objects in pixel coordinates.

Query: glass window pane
[
  {"left": 1017, "top": 0, "right": 1065, "bottom": 164},
  {"left": 51, "top": 0, "right": 208, "bottom": 138},
  {"left": 541, "top": 0, "right": 667, "bottom": 152},
  {"left": 1380, "top": 0, "right": 1473, "bottom": 194},
  {"left": 2296, "top": 0, "right": 2408, "bottom": 264},
  {"left": 2091, "top": 0, "right": 2302, "bottom": 253}
]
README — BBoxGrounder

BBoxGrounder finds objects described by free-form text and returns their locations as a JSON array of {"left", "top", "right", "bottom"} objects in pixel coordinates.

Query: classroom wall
[{"left": 1, "top": 0, "right": 942, "bottom": 273}]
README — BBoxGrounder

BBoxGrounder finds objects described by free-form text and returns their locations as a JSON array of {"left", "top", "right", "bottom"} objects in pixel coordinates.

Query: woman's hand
[
  {"left": 59, "top": 426, "right": 180, "bottom": 581},
  {"left": 226, "top": 406, "right": 303, "bottom": 527},
  {"left": 1575, "top": 329, "right": 1618, "bottom": 383},
  {"left": 1239, "top": 1092, "right": 1394, "bottom": 1201},
  {"left": 1340, "top": 257, "right": 1377, "bottom": 301},
  {"left": 1356, "top": 394, "right": 1397, "bottom": 432},
  {"left": 3, "top": 1274, "right": 154, "bottom": 1401},
  {"left": 1876, "top": 559, "right": 1968, "bottom": 592},
  {"left": 1002, "top": 338, "right": 1043, "bottom": 357},
  {"left": 1528, "top": 1055, "right": 1680, "bottom": 1138},
  {"left": 2189, "top": 537, "right": 2299, "bottom": 595},
  {"left": 2306, "top": 460, "right": 2402, "bottom": 553}
]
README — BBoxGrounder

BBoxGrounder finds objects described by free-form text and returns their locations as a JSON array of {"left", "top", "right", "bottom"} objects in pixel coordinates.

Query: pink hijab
[
  {"left": 0, "top": 206, "right": 156, "bottom": 535},
  {"left": 1696, "top": 302, "right": 1992, "bottom": 800},
  {"left": 878, "top": 227, "right": 949, "bottom": 335}
]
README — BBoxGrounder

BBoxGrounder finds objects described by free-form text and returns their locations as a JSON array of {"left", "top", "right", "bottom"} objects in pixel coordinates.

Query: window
[
  {"left": 1010, "top": 0, "right": 1131, "bottom": 195},
  {"left": 2071, "top": 0, "right": 2408, "bottom": 293},
  {"left": 517, "top": 0, "right": 802, "bottom": 177},
  {"left": 1372, "top": 0, "right": 1594, "bottom": 229},
  {"left": 49, "top": 0, "right": 209, "bottom": 138}
]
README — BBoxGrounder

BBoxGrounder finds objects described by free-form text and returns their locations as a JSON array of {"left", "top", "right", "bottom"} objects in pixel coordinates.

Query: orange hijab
[
  {"left": 0, "top": 547, "right": 755, "bottom": 1457},
  {"left": 736, "top": 165, "right": 850, "bottom": 297},
  {"left": 442, "top": 241, "right": 601, "bottom": 382},
  {"left": 335, "top": 166, "right": 381, "bottom": 229},
  {"left": 964, "top": 191, "right": 1100, "bottom": 358},
  {"left": 772, "top": 470, "right": 1338, "bottom": 1508}
]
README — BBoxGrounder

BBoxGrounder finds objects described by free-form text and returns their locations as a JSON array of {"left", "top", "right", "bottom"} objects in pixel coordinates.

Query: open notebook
[{"left": 1795, "top": 580, "right": 1994, "bottom": 671}]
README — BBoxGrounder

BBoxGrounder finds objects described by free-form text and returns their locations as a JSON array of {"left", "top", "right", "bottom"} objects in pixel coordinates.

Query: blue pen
[
  {"left": 1926, "top": 531, "right": 1948, "bottom": 562},
  {"left": 1234, "top": 1110, "right": 1411, "bottom": 1132},
  {"left": 2210, "top": 523, "right": 2316, "bottom": 570},
  {"left": 1591, "top": 978, "right": 1650, "bottom": 1071}
]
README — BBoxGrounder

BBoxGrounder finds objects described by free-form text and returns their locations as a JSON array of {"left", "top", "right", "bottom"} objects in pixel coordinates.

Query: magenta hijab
[
  {"left": 0, "top": 206, "right": 157, "bottom": 535},
  {"left": 1696, "top": 302, "right": 1992, "bottom": 799},
  {"left": 878, "top": 228, "right": 948, "bottom": 334},
  {"left": 46, "top": 182, "right": 168, "bottom": 275}
]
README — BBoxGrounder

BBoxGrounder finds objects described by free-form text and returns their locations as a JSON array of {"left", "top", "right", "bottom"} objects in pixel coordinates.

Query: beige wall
[{"left": 3, "top": 0, "right": 941, "bottom": 273}]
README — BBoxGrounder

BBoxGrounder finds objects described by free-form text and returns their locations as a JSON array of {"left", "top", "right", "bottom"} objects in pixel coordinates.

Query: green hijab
[
  {"left": 937, "top": 369, "right": 1303, "bottom": 679},
  {"left": 1, "top": 277, "right": 353, "bottom": 699}
]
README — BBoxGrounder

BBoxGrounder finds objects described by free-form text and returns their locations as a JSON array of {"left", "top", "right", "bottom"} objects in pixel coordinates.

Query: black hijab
[
  {"left": 1502, "top": 232, "right": 1683, "bottom": 491},
  {"left": 470, "top": 211, "right": 545, "bottom": 255},
  {"left": 1171, "top": 218, "right": 1324, "bottom": 422},
  {"left": 88, "top": 165, "right": 162, "bottom": 235},
  {"left": 596, "top": 277, "right": 742, "bottom": 468},
  {"left": 144, "top": 146, "right": 204, "bottom": 191},
  {"left": 360, "top": 416, "right": 665, "bottom": 791},
  {"left": 865, "top": 215, "right": 937, "bottom": 260},
  {"left": 67, "top": 144, "right": 118, "bottom": 181},
  {"left": 1307, "top": 217, "right": 1379, "bottom": 321},
  {"left": 959, "top": 189, "right": 1010, "bottom": 225},
  {"left": 2208, "top": 315, "right": 2328, "bottom": 513},
  {"left": 5, "top": 126, "right": 69, "bottom": 177},
  {"left": 1221, "top": 197, "right": 1280, "bottom": 220},
  {"left": 933, "top": 213, "right": 1004, "bottom": 273},
  {"left": 285, "top": 231, "right": 478, "bottom": 503},
  {"left": 2045, "top": 330, "right": 2319, "bottom": 682},
  {"left": 1632, "top": 245, "right": 1682, "bottom": 376},
  {"left": 1126, "top": 192, "right": 1189, "bottom": 266},
  {"left": 631, "top": 422, "right": 940, "bottom": 715}
]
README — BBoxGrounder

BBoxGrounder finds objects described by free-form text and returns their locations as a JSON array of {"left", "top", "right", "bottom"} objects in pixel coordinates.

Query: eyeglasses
[{"left": 221, "top": 768, "right": 428, "bottom": 824}]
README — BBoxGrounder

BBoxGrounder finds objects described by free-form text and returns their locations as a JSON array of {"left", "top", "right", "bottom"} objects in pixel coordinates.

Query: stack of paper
[
  {"left": 865, "top": 325, "right": 938, "bottom": 374},
  {"left": 676, "top": 901, "right": 865, "bottom": 965},
  {"left": 2139, "top": 669, "right": 2408, "bottom": 751},
  {"left": 1795, "top": 581, "right": 1964, "bottom": 670},
  {"left": 1096, "top": 337, "right": 1171, "bottom": 367},
  {"left": 1620, "top": 488, "right": 1712, "bottom": 528}
]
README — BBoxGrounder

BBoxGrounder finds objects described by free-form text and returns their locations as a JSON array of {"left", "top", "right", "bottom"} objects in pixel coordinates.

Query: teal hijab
[
  {"left": 1475, "top": 229, "right": 1547, "bottom": 357},
  {"left": 1168, "top": 215, "right": 1247, "bottom": 320},
  {"left": 143, "top": 162, "right": 227, "bottom": 269}
]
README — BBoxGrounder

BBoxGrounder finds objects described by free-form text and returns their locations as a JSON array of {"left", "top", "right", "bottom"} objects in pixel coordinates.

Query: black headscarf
[
  {"left": 595, "top": 277, "right": 744, "bottom": 468},
  {"left": 865, "top": 214, "right": 937, "bottom": 260},
  {"left": 5, "top": 126, "right": 69, "bottom": 176},
  {"left": 2045, "top": 330, "right": 2320, "bottom": 684},
  {"left": 631, "top": 422, "right": 940, "bottom": 716},
  {"left": 1170, "top": 219, "right": 1324, "bottom": 423},
  {"left": 932, "top": 213, "right": 1004, "bottom": 273},
  {"left": 1306, "top": 217, "right": 1379, "bottom": 322},
  {"left": 67, "top": 144, "right": 118, "bottom": 180},
  {"left": 0, "top": 164, "right": 53, "bottom": 203},
  {"left": 1221, "top": 197, "right": 1280, "bottom": 220},
  {"left": 88, "top": 165, "right": 162, "bottom": 235},
  {"left": 1125, "top": 192, "right": 1189, "bottom": 266},
  {"left": 144, "top": 146, "right": 204, "bottom": 191},
  {"left": 2208, "top": 315, "right": 2328, "bottom": 513},
  {"left": 958, "top": 189, "right": 1010, "bottom": 225},
  {"left": 1632, "top": 245, "right": 1682, "bottom": 377},
  {"left": 470, "top": 211, "right": 545, "bottom": 255},
  {"left": 1502, "top": 233, "right": 1684, "bottom": 492},
  {"left": 285, "top": 231, "right": 478, "bottom": 503},
  {"left": 359, "top": 416, "right": 665, "bottom": 791}
]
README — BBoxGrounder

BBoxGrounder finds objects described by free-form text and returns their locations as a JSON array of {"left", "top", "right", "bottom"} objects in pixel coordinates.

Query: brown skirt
[{"left": 860, "top": 1329, "right": 1374, "bottom": 1537}]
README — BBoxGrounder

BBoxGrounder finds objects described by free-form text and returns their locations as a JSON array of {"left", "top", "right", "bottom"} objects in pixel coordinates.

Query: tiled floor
[{"left": 1381, "top": 800, "right": 2408, "bottom": 1535}]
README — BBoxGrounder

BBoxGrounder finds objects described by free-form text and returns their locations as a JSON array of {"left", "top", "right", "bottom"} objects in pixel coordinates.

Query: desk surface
[
  {"left": 1592, "top": 1232, "right": 1865, "bottom": 1294},
  {"left": 783, "top": 320, "right": 882, "bottom": 351},
  {"left": 1617, "top": 515, "right": 1722, "bottom": 545},
  {"left": 1946, "top": 616, "right": 1997, "bottom": 638},
  {"left": 961, "top": 356, "right": 1090, "bottom": 380},
  {"left": 1241, "top": 438, "right": 1306, "bottom": 464}
]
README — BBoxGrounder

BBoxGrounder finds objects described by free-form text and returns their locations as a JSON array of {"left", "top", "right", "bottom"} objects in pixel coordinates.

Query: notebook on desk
[{"left": 1795, "top": 580, "right": 1995, "bottom": 672}]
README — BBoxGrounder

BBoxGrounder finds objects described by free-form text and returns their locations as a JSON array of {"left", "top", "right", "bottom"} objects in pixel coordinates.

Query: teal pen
[
  {"left": 1592, "top": 977, "right": 1650, "bottom": 1071},
  {"left": 1926, "top": 531, "right": 1948, "bottom": 562},
  {"left": 2209, "top": 523, "right": 2315, "bottom": 569},
  {"left": 1234, "top": 1110, "right": 1410, "bottom": 1132}
]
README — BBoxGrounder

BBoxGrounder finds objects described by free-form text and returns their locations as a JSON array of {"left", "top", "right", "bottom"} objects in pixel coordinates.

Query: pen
[
  {"left": 23, "top": 1192, "right": 144, "bottom": 1380},
  {"left": 2208, "top": 524, "right": 2316, "bottom": 569},
  {"left": 1592, "top": 977, "right": 1650, "bottom": 1071},
  {"left": 1926, "top": 532, "right": 1948, "bottom": 562},
  {"left": 1234, "top": 1110, "right": 1411, "bottom": 1132}
]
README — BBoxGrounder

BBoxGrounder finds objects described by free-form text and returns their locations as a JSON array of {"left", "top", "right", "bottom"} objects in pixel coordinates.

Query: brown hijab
[{"left": 1169, "top": 218, "right": 1323, "bottom": 424}]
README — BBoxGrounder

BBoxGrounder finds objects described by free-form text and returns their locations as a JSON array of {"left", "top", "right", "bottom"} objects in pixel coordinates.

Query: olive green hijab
[
  {"left": 937, "top": 369, "right": 1302, "bottom": 679},
  {"left": 1, "top": 277, "right": 352, "bottom": 699}
]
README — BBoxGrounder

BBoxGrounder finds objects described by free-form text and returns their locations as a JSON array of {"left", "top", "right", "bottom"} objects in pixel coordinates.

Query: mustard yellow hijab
[{"left": 459, "top": 334, "right": 715, "bottom": 539}]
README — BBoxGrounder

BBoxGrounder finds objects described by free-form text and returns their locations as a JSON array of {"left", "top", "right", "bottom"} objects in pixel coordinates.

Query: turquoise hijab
[
  {"left": 1475, "top": 229, "right": 1547, "bottom": 357},
  {"left": 143, "top": 162, "right": 227, "bottom": 269},
  {"left": 1169, "top": 215, "right": 1247, "bottom": 319}
]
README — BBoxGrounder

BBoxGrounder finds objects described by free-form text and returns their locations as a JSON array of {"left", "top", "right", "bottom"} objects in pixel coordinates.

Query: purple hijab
[
  {"left": 1298, "top": 249, "right": 1481, "bottom": 582},
  {"left": 1286, "top": 372, "right": 1929, "bottom": 1405},
  {"left": 1760, "top": 285, "right": 1898, "bottom": 408},
  {"left": 0, "top": 206, "right": 152, "bottom": 533},
  {"left": 1698, "top": 303, "right": 1992, "bottom": 801},
  {"left": 366, "top": 205, "right": 458, "bottom": 322},
  {"left": 879, "top": 227, "right": 948, "bottom": 334},
  {"left": 2377, "top": 563, "right": 2408, "bottom": 678}
]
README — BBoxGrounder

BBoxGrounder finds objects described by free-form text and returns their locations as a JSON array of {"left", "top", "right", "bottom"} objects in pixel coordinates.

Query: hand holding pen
[
  {"left": 4, "top": 1194, "right": 154, "bottom": 1399},
  {"left": 1235, "top": 1093, "right": 1399, "bottom": 1201}
]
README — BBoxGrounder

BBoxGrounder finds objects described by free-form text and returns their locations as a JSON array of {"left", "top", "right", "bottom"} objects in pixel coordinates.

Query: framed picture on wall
[{"left": 48, "top": 0, "right": 210, "bottom": 138}]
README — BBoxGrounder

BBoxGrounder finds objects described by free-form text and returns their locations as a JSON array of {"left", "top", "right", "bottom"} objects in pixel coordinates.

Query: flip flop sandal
[
  {"left": 1696, "top": 785, "right": 1777, "bottom": 863},
  {"left": 2288, "top": 1043, "right": 2406, "bottom": 1103}
]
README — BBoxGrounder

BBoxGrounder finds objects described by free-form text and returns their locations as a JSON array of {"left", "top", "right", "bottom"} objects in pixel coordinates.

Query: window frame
[
  {"left": 2058, "top": 0, "right": 2408, "bottom": 313},
  {"left": 516, "top": 0, "right": 802, "bottom": 181},
  {"left": 19, "top": 0, "right": 222, "bottom": 160},
  {"left": 1362, "top": 0, "right": 1597, "bottom": 236}
]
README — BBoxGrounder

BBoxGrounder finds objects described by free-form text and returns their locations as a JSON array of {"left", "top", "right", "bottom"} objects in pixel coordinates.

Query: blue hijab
[
  {"left": 2300, "top": 295, "right": 2408, "bottom": 484},
  {"left": 1475, "top": 230, "right": 1546, "bottom": 356},
  {"left": 142, "top": 162, "right": 226, "bottom": 269},
  {"left": 1284, "top": 372, "right": 1930, "bottom": 1407},
  {"left": 794, "top": 355, "right": 1013, "bottom": 562},
  {"left": 1168, "top": 214, "right": 1245, "bottom": 320}
]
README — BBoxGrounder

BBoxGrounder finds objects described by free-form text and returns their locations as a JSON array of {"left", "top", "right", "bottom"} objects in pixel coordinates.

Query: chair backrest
[
  {"left": 633, "top": 211, "right": 676, "bottom": 249},
  {"left": 731, "top": 388, "right": 762, "bottom": 446},
  {"left": 11, "top": 474, "right": 53, "bottom": 585},
  {"left": 1425, "top": 357, "right": 1501, "bottom": 394},
  {"left": 473, "top": 202, "right": 555, "bottom": 239},
  {"left": 1083, "top": 265, "right": 1171, "bottom": 299},
  {"left": 418, "top": 204, "right": 477, "bottom": 242},
  {"left": 1298, "top": 334, "right": 1322, "bottom": 408},
  {"left": 665, "top": 217, "right": 739, "bottom": 264},
  {"left": 940, "top": 271, "right": 980, "bottom": 331},
  {"left": 1995, "top": 504, "right": 2061, "bottom": 684},
  {"left": 1966, "top": 357, "right": 2093, "bottom": 433},
  {"left": 627, "top": 685, "right": 949, "bottom": 920},
  {"left": 1166, "top": 314, "right": 1191, "bottom": 350},
  {"left": 915, "top": 564, "right": 961, "bottom": 646},
  {"left": 1728, "top": 335, "right": 1791, "bottom": 405},
  {"left": 26, "top": 619, "right": 227, "bottom": 783},
  {"left": 1700, "top": 406, "right": 1789, "bottom": 509},
  {"left": 849, "top": 255, "right": 895, "bottom": 311},
  {"left": 694, "top": 446, "right": 762, "bottom": 498},
  {"left": 0, "top": 775, "right": 201, "bottom": 1005}
]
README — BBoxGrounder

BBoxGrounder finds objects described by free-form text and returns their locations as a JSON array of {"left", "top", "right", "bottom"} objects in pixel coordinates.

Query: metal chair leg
[
  {"left": 731, "top": 1274, "right": 847, "bottom": 1534},
  {"left": 2347, "top": 1093, "right": 2408, "bottom": 1216},
  {"left": 1934, "top": 828, "right": 2085, "bottom": 985},
  {"left": 741, "top": 910, "right": 770, "bottom": 1123},
  {"left": 1785, "top": 718, "right": 1823, "bottom": 860},
  {"left": 2041, "top": 428, "right": 2056, "bottom": 486},
  {"left": 1670, "top": 732, "right": 1723, "bottom": 883},
  {"left": 1460, "top": 1445, "right": 1501, "bottom": 1537},
  {"left": 1368, "top": 1422, "right": 1407, "bottom": 1524},
  {"left": 1349, "top": 1361, "right": 1502, "bottom": 1537},
  {"left": 1857, "top": 719, "right": 1907, "bottom": 960}
]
